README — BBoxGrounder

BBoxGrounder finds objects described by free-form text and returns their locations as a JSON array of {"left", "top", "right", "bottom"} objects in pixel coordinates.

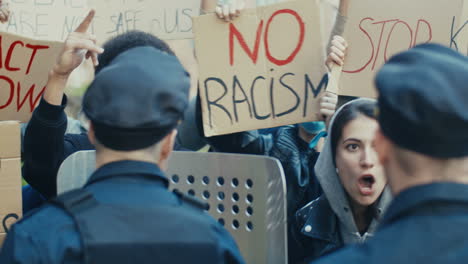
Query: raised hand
[
  {"left": 0, "top": 0, "right": 11, "bottom": 24},
  {"left": 52, "top": 10, "right": 104, "bottom": 77},
  {"left": 45, "top": 10, "right": 103, "bottom": 106}
]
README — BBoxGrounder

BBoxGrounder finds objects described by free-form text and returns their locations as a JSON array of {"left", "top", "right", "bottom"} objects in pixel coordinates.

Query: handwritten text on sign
[
  {"left": 90, "top": 0, "right": 200, "bottom": 43},
  {"left": 194, "top": 0, "right": 327, "bottom": 137},
  {"left": 0, "top": 0, "right": 87, "bottom": 41},
  {"left": 339, "top": 0, "right": 466, "bottom": 98},
  {"left": 0, "top": 32, "right": 63, "bottom": 122}
]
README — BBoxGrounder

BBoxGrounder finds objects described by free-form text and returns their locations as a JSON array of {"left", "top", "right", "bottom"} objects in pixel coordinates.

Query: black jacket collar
[
  {"left": 85, "top": 160, "right": 169, "bottom": 188},
  {"left": 297, "top": 196, "right": 340, "bottom": 244},
  {"left": 382, "top": 183, "right": 468, "bottom": 226}
]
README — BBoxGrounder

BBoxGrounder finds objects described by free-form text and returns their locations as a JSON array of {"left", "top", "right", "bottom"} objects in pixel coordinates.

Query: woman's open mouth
[{"left": 358, "top": 174, "right": 376, "bottom": 196}]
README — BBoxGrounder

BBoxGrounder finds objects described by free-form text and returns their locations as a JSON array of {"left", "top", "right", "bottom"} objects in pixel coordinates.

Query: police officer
[
  {"left": 0, "top": 38, "right": 245, "bottom": 264},
  {"left": 310, "top": 44, "right": 468, "bottom": 264},
  {"left": 21, "top": 11, "right": 179, "bottom": 203}
]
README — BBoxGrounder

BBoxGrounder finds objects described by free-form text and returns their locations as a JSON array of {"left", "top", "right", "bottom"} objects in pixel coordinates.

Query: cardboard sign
[
  {"left": 195, "top": 0, "right": 327, "bottom": 137},
  {"left": 339, "top": 0, "right": 467, "bottom": 98},
  {"left": 0, "top": 32, "right": 63, "bottom": 122},
  {"left": 0, "top": 0, "right": 88, "bottom": 41},
  {"left": 456, "top": 1, "right": 468, "bottom": 56},
  {"left": 90, "top": 0, "right": 200, "bottom": 43},
  {"left": 0, "top": 121, "right": 22, "bottom": 248}
]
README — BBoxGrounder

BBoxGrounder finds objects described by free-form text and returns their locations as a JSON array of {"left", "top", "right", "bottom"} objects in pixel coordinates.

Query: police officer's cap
[
  {"left": 376, "top": 43, "right": 468, "bottom": 158},
  {"left": 83, "top": 46, "right": 190, "bottom": 151}
]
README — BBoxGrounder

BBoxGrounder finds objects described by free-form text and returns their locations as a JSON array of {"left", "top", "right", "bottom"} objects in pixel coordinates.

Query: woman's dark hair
[
  {"left": 96, "top": 30, "right": 176, "bottom": 74},
  {"left": 331, "top": 100, "right": 377, "bottom": 161}
]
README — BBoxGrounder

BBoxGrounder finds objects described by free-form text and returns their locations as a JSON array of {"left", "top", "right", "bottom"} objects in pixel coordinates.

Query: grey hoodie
[{"left": 314, "top": 98, "right": 393, "bottom": 245}]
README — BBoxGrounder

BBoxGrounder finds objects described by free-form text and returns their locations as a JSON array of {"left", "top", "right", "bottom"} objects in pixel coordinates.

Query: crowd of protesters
[{"left": 0, "top": 0, "right": 467, "bottom": 263}]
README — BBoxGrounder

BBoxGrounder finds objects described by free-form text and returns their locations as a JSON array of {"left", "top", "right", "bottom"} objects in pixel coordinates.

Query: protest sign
[
  {"left": 0, "top": 0, "right": 87, "bottom": 41},
  {"left": 453, "top": 1, "right": 468, "bottom": 56},
  {"left": 0, "top": 31, "right": 63, "bottom": 122},
  {"left": 339, "top": 0, "right": 467, "bottom": 98},
  {"left": 194, "top": 0, "right": 327, "bottom": 137},
  {"left": 0, "top": 121, "right": 22, "bottom": 248},
  {"left": 89, "top": 0, "right": 200, "bottom": 43}
]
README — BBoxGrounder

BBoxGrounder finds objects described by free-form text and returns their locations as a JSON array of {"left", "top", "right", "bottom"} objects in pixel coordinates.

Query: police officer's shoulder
[
  {"left": 172, "top": 189, "right": 209, "bottom": 212},
  {"left": 7, "top": 203, "right": 73, "bottom": 238}
]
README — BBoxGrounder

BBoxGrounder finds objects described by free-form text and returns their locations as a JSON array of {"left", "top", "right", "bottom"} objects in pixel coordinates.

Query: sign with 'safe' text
[
  {"left": 89, "top": 0, "right": 200, "bottom": 43},
  {"left": 339, "top": 0, "right": 467, "bottom": 98},
  {"left": 0, "top": 0, "right": 202, "bottom": 42},
  {"left": 0, "top": 32, "right": 63, "bottom": 122},
  {"left": 0, "top": 0, "right": 87, "bottom": 41},
  {"left": 195, "top": 0, "right": 328, "bottom": 137}
]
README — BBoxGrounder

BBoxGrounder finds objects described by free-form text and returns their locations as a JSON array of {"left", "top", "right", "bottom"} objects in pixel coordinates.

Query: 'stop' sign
[{"left": 339, "top": 0, "right": 467, "bottom": 98}]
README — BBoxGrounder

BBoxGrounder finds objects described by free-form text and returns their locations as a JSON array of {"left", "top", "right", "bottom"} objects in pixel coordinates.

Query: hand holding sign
[
  {"left": 319, "top": 91, "right": 338, "bottom": 125},
  {"left": 338, "top": 0, "right": 465, "bottom": 98},
  {"left": 326, "top": 35, "right": 347, "bottom": 71},
  {"left": 52, "top": 10, "right": 104, "bottom": 77},
  {"left": 321, "top": 35, "right": 346, "bottom": 123},
  {"left": 216, "top": 0, "right": 245, "bottom": 22},
  {"left": 0, "top": 0, "right": 10, "bottom": 24}
]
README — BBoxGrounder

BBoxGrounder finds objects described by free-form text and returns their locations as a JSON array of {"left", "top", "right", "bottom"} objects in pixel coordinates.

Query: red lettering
[
  {"left": 25, "top": 44, "right": 49, "bottom": 75},
  {"left": 5, "top": 41, "right": 24, "bottom": 72},
  {"left": 0, "top": 75, "right": 14, "bottom": 110},
  {"left": 344, "top": 18, "right": 434, "bottom": 74},
  {"left": 343, "top": 17, "right": 376, "bottom": 74},
  {"left": 371, "top": 19, "right": 398, "bottom": 70},
  {"left": 264, "top": 9, "right": 305, "bottom": 66},
  {"left": 229, "top": 21, "right": 264, "bottom": 66},
  {"left": 16, "top": 82, "right": 46, "bottom": 112},
  {"left": 229, "top": 8, "right": 305, "bottom": 66},
  {"left": 414, "top": 19, "right": 432, "bottom": 47},
  {"left": 384, "top": 21, "right": 413, "bottom": 62},
  {"left": 0, "top": 36, "right": 3, "bottom": 69}
]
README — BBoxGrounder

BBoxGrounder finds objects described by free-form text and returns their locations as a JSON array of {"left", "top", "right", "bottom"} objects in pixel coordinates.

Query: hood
[{"left": 314, "top": 98, "right": 393, "bottom": 244}]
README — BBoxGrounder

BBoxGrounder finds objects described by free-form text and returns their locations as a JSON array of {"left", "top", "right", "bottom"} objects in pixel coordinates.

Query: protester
[
  {"left": 21, "top": 11, "right": 187, "bottom": 202},
  {"left": 199, "top": 0, "right": 347, "bottom": 213},
  {"left": 290, "top": 99, "right": 391, "bottom": 263},
  {"left": 197, "top": 1, "right": 348, "bottom": 260},
  {"left": 197, "top": 38, "right": 345, "bottom": 212},
  {"left": 311, "top": 44, "right": 468, "bottom": 264},
  {"left": 0, "top": 35, "right": 245, "bottom": 264}
]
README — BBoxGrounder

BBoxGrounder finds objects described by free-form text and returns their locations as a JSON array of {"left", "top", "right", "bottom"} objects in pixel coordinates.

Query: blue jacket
[
  {"left": 312, "top": 183, "right": 468, "bottom": 264},
  {"left": 1, "top": 161, "right": 245, "bottom": 264}
]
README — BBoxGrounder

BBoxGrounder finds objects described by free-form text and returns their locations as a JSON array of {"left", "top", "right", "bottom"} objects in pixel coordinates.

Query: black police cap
[
  {"left": 376, "top": 43, "right": 468, "bottom": 158},
  {"left": 83, "top": 46, "right": 190, "bottom": 151}
]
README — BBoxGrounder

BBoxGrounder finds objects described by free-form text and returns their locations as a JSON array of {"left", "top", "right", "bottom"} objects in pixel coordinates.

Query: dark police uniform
[
  {"left": 0, "top": 161, "right": 244, "bottom": 264},
  {"left": 313, "top": 44, "right": 468, "bottom": 264},
  {"left": 0, "top": 46, "right": 245, "bottom": 264}
]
